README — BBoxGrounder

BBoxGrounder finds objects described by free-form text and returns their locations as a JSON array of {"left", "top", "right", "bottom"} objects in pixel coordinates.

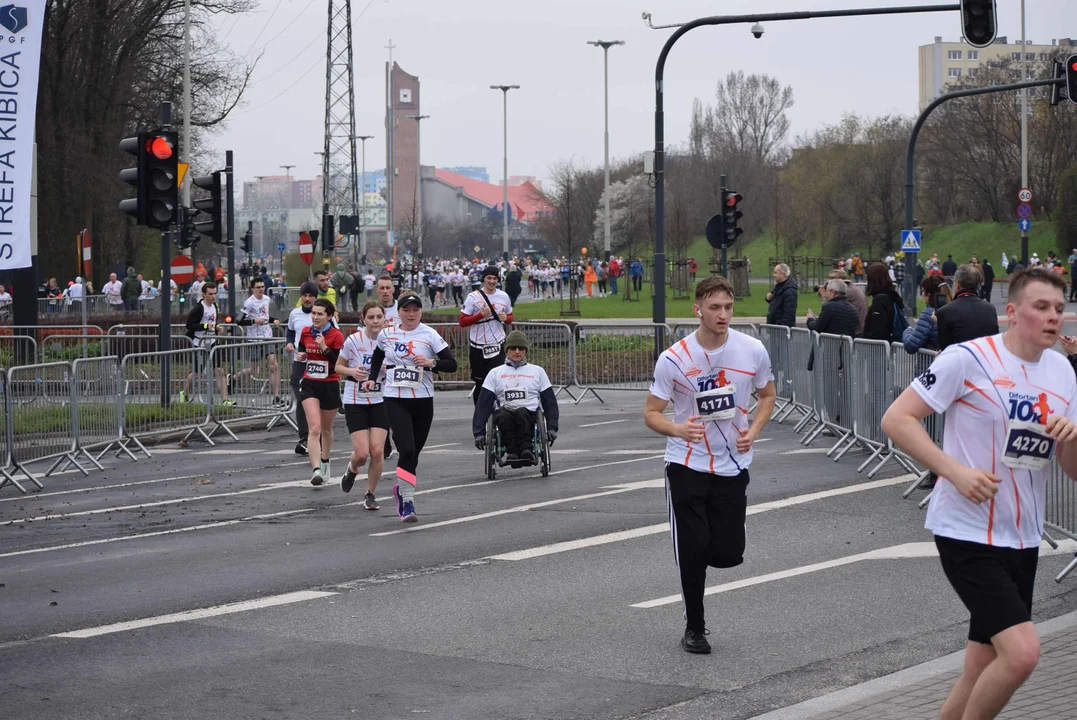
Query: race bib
[
  {"left": 306, "top": 360, "right": 329, "bottom": 379},
  {"left": 504, "top": 388, "right": 527, "bottom": 404},
  {"left": 1002, "top": 421, "right": 1055, "bottom": 471},
  {"left": 694, "top": 385, "right": 736, "bottom": 421},
  {"left": 482, "top": 344, "right": 502, "bottom": 359},
  {"left": 391, "top": 366, "right": 422, "bottom": 388}
]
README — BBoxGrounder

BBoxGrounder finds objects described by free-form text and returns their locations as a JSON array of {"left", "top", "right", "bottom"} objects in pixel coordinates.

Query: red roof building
[{"left": 432, "top": 168, "right": 551, "bottom": 223}]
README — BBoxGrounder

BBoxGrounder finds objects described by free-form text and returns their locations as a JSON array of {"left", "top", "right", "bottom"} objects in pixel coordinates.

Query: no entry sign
[
  {"left": 170, "top": 255, "right": 194, "bottom": 284},
  {"left": 299, "top": 232, "right": 314, "bottom": 265}
]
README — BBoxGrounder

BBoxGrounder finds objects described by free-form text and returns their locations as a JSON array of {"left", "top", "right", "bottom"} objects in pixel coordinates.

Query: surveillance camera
[
  {"left": 642, "top": 11, "right": 651, "bottom": 21},
  {"left": 751, "top": 22, "right": 764, "bottom": 39}
]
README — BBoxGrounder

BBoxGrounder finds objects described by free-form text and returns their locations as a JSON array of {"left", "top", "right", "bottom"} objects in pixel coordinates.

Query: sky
[{"left": 214, "top": 0, "right": 1076, "bottom": 191}]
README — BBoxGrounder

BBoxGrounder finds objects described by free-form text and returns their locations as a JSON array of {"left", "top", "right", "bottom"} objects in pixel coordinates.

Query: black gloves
[{"left": 474, "top": 435, "right": 485, "bottom": 450}]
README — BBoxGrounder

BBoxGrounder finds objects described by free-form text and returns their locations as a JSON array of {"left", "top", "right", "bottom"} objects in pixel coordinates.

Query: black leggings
[{"left": 383, "top": 397, "right": 434, "bottom": 484}]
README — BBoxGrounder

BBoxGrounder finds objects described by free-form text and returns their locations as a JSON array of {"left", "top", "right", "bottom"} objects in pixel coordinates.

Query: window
[
  {"left": 968, "top": 68, "right": 980, "bottom": 77},
  {"left": 1040, "top": 53, "right": 1050, "bottom": 61},
  {"left": 948, "top": 67, "right": 963, "bottom": 77},
  {"left": 968, "top": 50, "right": 979, "bottom": 60},
  {"left": 1012, "top": 52, "right": 1022, "bottom": 60},
  {"left": 1026, "top": 53, "right": 1036, "bottom": 61},
  {"left": 948, "top": 50, "right": 962, "bottom": 60}
]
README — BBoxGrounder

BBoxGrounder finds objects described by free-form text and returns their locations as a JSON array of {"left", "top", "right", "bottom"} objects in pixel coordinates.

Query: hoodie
[
  {"left": 120, "top": 268, "right": 142, "bottom": 302},
  {"left": 864, "top": 288, "right": 905, "bottom": 342}
]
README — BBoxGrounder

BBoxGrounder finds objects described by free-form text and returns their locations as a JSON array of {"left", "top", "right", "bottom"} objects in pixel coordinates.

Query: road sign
[
  {"left": 1017, "top": 203, "right": 1032, "bottom": 219},
  {"left": 277, "top": 242, "right": 286, "bottom": 252},
  {"left": 900, "top": 229, "right": 921, "bottom": 252},
  {"left": 1019, "top": 218, "right": 1031, "bottom": 232},
  {"left": 298, "top": 232, "right": 314, "bottom": 265},
  {"left": 1018, "top": 187, "right": 1033, "bottom": 203},
  {"left": 177, "top": 162, "right": 189, "bottom": 188},
  {"left": 170, "top": 255, "right": 194, "bottom": 284}
]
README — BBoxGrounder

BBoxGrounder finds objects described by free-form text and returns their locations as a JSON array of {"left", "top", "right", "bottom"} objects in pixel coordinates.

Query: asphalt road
[{"left": 3, "top": 390, "right": 1077, "bottom": 719}]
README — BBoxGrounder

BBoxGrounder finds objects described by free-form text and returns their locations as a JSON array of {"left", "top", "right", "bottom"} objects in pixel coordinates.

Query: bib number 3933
[
  {"left": 503, "top": 388, "right": 526, "bottom": 404},
  {"left": 694, "top": 385, "right": 736, "bottom": 421},
  {"left": 391, "top": 366, "right": 422, "bottom": 388},
  {"left": 305, "top": 360, "right": 328, "bottom": 379},
  {"left": 1002, "top": 421, "right": 1055, "bottom": 471}
]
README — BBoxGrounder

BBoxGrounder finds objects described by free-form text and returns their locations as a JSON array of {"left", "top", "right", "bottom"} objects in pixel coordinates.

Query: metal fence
[
  {"left": 0, "top": 335, "right": 37, "bottom": 366},
  {"left": 573, "top": 323, "right": 671, "bottom": 401},
  {"left": 120, "top": 348, "right": 214, "bottom": 452},
  {"left": 6, "top": 361, "right": 87, "bottom": 485},
  {"left": 206, "top": 340, "right": 293, "bottom": 440}
]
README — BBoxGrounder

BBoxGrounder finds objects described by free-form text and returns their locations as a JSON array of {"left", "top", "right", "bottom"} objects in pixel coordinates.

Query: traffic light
[
  {"left": 1067, "top": 54, "right": 1077, "bottom": 106},
  {"left": 240, "top": 228, "right": 253, "bottom": 255},
  {"left": 721, "top": 189, "right": 743, "bottom": 248},
  {"left": 118, "top": 131, "right": 178, "bottom": 229},
  {"left": 959, "top": 0, "right": 997, "bottom": 49},
  {"left": 191, "top": 171, "right": 222, "bottom": 243},
  {"left": 1051, "top": 60, "right": 1066, "bottom": 107},
  {"left": 174, "top": 207, "right": 195, "bottom": 250}
]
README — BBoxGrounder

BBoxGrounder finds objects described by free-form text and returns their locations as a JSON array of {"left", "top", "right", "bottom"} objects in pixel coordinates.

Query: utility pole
[
  {"left": 254, "top": 175, "right": 266, "bottom": 260},
  {"left": 182, "top": 0, "right": 192, "bottom": 208},
  {"left": 406, "top": 115, "right": 429, "bottom": 258},
  {"left": 588, "top": 40, "right": 624, "bottom": 261},
  {"left": 226, "top": 150, "right": 236, "bottom": 320},
  {"left": 490, "top": 85, "right": 520, "bottom": 261},
  {"left": 386, "top": 40, "right": 396, "bottom": 246},
  {"left": 1020, "top": 0, "right": 1029, "bottom": 266}
]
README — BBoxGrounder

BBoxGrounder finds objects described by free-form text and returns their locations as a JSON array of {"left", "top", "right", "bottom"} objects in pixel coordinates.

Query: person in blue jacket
[{"left": 902, "top": 274, "right": 953, "bottom": 354}]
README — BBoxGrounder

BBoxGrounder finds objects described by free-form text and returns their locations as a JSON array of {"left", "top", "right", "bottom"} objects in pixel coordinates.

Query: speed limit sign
[{"left": 1018, "top": 187, "right": 1033, "bottom": 203}]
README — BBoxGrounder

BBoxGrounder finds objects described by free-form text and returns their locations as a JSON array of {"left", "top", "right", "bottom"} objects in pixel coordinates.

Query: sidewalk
[{"left": 751, "top": 610, "right": 1077, "bottom": 720}]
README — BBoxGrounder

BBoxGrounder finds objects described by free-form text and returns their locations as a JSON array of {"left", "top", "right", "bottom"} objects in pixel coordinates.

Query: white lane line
[
  {"left": 783, "top": 448, "right": 830, "bottom": 455},
  {"left": 192, "top": 449, "right": 264, "bottom": 455},
  {"left": 370, "top": 478, "right": 665, "bottom": 537},
  {"left": 423, "top": 443, "right": 460, "bottom": 449},
  {"left": 51, "top": 590, "right": 337, "bottom": 639},
  {"left": 609, "top": 449, "right": 665, "bottom": 455},
  {"left": 489, "top": 474, "right": 917, "bottom": 562},
  {"left": 631, "top": 538, "right": 1077, "bottom": 608},
  {"left": 551, "top": 449, "right": 588, "bottom": 454},
  {"left": 578, "top": 419, "right": 630, "bottom": 428}
]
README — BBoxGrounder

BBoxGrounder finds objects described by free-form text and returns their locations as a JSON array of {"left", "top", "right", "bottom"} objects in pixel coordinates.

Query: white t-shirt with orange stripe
[
  {"left": 462, "top": 289, "right": 512, "bottom": 346},
  {"left": 340, "top": 330, "right": 384, "bottom": 405},
  {"left": 375, "top": 323, "right": 449, "bottom": 399},
  {"left": 913, "top": 334, "right": 1077, "bottom": 550},
  {"left": 649, "top": 329, "right": 774, "bottom": 477}
]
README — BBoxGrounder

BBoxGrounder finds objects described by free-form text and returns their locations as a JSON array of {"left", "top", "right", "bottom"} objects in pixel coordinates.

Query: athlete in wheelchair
[{"left": 473, "top": 330, "right": 559, "bottom": 478}]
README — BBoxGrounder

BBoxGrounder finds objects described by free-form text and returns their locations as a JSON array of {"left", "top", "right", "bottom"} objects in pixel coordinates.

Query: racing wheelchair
[{"left": 482, "top": 405, "right": 552, "bottom": 479}]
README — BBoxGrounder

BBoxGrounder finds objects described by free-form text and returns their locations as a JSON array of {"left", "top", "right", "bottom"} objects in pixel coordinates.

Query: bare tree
[{"left": 530, "top": 161, "right": 601, "bottom": 259}]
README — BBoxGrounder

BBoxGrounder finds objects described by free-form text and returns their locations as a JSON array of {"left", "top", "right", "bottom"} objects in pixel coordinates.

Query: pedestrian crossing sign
[{"left": 901, "top": 229, "right": 921, "bottom": 252}]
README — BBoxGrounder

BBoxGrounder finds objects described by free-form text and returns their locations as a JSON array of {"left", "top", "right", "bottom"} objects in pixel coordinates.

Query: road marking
[
  {"left": 631, "top": 538, "right": 1077, "bottom": 608},
  {"left": 423, "top": 443, "right": 460, "bottom": 449},
  {"left": 609, "top": 449, "right": 666, "bottom": 455},
  {"left": 783, "top": 448, "right": 831, "bottom": 455},
  {"left": 551, "top": 449, "right": 588, "bottom": 454},
  {"left": 578, "top": 419, "right": 629, "bottom": 428},
  {"left": 370, "top": 478, "right": 665, "bottom": 537},
  {"left": 489, "top": 474, "right": 916, "bottom": 562},
  {"left": 51, "top": 590, "right": 337, "bottom": 639},
  {"left": 193, "top": 448, "right": 266, "bottom": 455}
]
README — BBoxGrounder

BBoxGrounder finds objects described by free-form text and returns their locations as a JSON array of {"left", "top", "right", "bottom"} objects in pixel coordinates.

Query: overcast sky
[{"left": 215, "top": 0, "right": 1076, "bottom": 190}]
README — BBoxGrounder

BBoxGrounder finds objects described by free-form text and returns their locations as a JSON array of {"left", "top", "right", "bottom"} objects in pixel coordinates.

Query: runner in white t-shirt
[
  {"left": 882, "top": 268, "right": 1077, "bottom": 720},
  {"left": 644, "top": 276, "right": 776, "bottom": 655},
  {"left": 459, "top": 266, "right": 514, "bottom": 406},
  {"left": 336, "top": 300, "right": 389, "bottom": 510},
  {"left": 102, "top": 273, "right": 124, "bottom": 308},
  {"left": 363, "top": 291, "right": 458, "bottom": 523},
  {"left": 234, "top": 277, "right": 283, "bottom": 406},
  {"left": 363, "top": 272, "right": 377, "bottom": 299},
  {"left": 376, "top": 275, "right": 400, "bottom": 328}
]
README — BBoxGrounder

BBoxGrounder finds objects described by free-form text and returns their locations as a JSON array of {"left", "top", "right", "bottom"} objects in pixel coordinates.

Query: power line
[
  {"left": 236, "top": 54, "right": 325, "bottom": 115},
  {"left": 248, "top": 29, "right": 325, "bottom": 86},
  {"left": 243, "top": 0, "right": 285, "bottom": 58}
]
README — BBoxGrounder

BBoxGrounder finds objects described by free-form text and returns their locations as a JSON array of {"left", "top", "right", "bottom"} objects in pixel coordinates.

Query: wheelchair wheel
[
  {"left": 485, "top": 415, "right": 497, "bottom": 480},
  {"left": 536, "top": 407, "right": 551, "bottom": 477}
]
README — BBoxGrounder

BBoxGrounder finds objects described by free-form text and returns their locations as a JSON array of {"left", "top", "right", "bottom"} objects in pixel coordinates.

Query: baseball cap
[
  {"left": 299, "top": 282, "right": 318, "bottom": 296},
  {"left": 398, "top": 292, "right": 423, "bottom": 309}
]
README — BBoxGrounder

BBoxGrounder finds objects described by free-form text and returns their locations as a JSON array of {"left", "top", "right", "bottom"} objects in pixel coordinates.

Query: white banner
[{"left": 0, "top": 0, "right": 46, "bottom": 270}]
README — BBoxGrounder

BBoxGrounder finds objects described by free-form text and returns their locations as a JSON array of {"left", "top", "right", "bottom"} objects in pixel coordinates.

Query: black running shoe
[
  {"left": 364, "top": 492, "right": 379, "bottom": 511},
  {"left": 681, "top": 628, "right": 711, "bottom": 654},
  {"left": 341, "top": 468, "right": 357, "bottom": 494},
  {"left": 295, "top": 442, "right": 308, "bottom": 457}
]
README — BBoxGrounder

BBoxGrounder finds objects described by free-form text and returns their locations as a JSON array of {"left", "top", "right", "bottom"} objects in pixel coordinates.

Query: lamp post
[
  {"left": 405, "top": 115, "right": 429, "bottom": 259},
  {"left": 490, "top": 85, "right": 520, "bottom": 261},
  {"left": 254, "top": 175, "right": 267, "bottom": 261},
  {"left": 587, "top": 40, "right": 624, "bottom": 262},
  {"left": 354, "top": 135, "right": 374, "bottom": 265}
]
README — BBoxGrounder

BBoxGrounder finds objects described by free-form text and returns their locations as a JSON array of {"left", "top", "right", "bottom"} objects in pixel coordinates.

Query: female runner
[
  {"left": 363, "top": 290, "right": 457, "bottom": 522},
  {"left": 335, "top": 301, "right": 389, "bottom": 510},
  {"left": 296, "top": 299, "right": 345, "bottom": 485}
]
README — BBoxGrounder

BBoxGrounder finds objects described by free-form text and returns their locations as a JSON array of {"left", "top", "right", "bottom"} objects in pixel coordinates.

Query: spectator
[
  {"left": 363, "top": 270, "right": 376, "bottom": 299},
  {"left": 331, "top": 263, "right": 352, "bottom": 312},
  {"left": 45, "top": 277, "right": 62, "bottom": 313},
  {"left": 630, "top": 258, "right": 644, "bottom": 292},
  {"left": 851, "top": 253, "right": 864, "bottom": 283},
  {"left": 597, "top": 262, "right": 608, "bottom": 296},
  {"left": 608, "top": 256, "right": 620, "bottom": 296},
  {"left": 583, "top": 262, "right": 597, "bottom": 298},
  {"left": 0, "top": 284, "right": 11, "bottom": 308},
  {"left": 828, "top": 269, "right": 867, "bottom": 335},
  {"left": 934, "top": 263, "right": 999, "bottom": 351},
  {"left": 765, "top": 263, "right": 797, "bottom": 327},
  {"left": 863, "top": 263, "right": 905, "bottom": 341},
  {"left": 902, "top": 275, "right": 953, "bottom": 354},
  {"left": 67, "top": 276, "right": 85, "bottom": 306},
  {"left": 941, "top": 254, "right": 957, "bottom": 278},
  {"left": 102, "top": 272, "right": 124, "bottom": 311},
  {"left": 806, "top": 279, "right": 859, "bottom": 370},
  {"left": 1070, "top": 249, "right": 1077, "bottom": 302},
  {"left": 687, "top": 257, "right": 697, "bottom": 281},
  {"left": 505, "top": 263, "right": 522, "bottom": 306},
  {"left": 347, "top": 264, "right": 361, "bottom": 312},
  {"left": 979, "top": 258, "right": 995, "bottom": 302},
  {"left": 120, "top": 268, "right": 142, "bottom": 311}
]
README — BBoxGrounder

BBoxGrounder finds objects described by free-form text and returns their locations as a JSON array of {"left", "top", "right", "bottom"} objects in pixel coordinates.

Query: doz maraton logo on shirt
[{"left": 0, "top": 5, "right": 28, "bottom": 34}]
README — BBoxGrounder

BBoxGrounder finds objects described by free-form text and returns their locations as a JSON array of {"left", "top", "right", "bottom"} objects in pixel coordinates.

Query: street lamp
[
  {"left": 405, "top": 115, "right": 430, "bottom": 259},
  {"left": 588, "top": 40, "right": 624, "bottom": 262},
  {"left": 254, "top": 175, "right": 267, "bottom": 262},
  {"left": 353, "top": 135, "right": 374, "bottom": 264},
  {"left": 490, "top": 84, "right": 520, "bottom": 261}
]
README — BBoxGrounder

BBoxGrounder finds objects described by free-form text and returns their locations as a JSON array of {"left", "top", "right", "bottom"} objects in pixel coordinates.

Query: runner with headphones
[{"left": 459, "top": 266, "right": 513, "bottom": 406}]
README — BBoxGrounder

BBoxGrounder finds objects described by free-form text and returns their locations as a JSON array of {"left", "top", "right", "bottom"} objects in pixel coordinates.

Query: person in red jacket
[{"left": 297, "top": 298, "right": 346, "bottom": 486}]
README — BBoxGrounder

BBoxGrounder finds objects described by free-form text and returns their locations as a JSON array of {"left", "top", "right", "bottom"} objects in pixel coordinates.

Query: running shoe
[
  {"left": 340, "top": 467, "right": 357, "bottom": 494},
  {"left": 681, "top": 628, "right": 711, "bottom": 655},
  {"left": 178, "top": 390, "right": 187, "bottom": 403},
  {"left": 384, "top": 442, "right": 394, "bottom": 460},
  {"left": 310, "top": 466, "right": 325, "bottom": 486},
  {"left": 364, "top": 492, "right": 379, "bottom": 511},
  {"left": 320, "top": 460, "right": 330, "bottom": 482},
  {"left": 393, "top": 484, "right": 404, "bottom": 518},
  {"left": 295, "top": 442, "right": 308, "bottom": 456},
  {"left": 221, "top": 399, "right": 235, "bottom": 407},
  {"left": 272, "top": 396, "right": 285, "bottom": 408},
  {"left": 400, "top": 500, "right": 417, "bottom": 523}
]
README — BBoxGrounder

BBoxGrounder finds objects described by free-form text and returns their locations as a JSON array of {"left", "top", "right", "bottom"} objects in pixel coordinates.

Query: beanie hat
[
  {"left": 504, "top": 330, "right": 529, "bottom": 350},
  {"left": 299, "top": 282, "right": 318, "bottom": 296},
  {"left": 481, "top": 266, "right": 500, "bottom": 280}
]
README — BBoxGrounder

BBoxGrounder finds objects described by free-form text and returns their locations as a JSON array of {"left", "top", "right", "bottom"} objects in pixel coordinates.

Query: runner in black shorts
[
  {"left": 883, "top": 268, "right": 1077, "bottom": 720},
  {"left": 336, "top": 300, "right": 390, "bottom": 510},
  {"left": 297, "top": 299, "right": 345, "bottom": 486}
]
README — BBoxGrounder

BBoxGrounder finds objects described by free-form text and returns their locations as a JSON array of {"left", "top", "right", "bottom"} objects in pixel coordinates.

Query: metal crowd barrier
[
  {"left": 1046, "top": 459, "right": 1077, "bottom": 581},
  {"left": 802, "top": 333, "right": 854, "bottom": 454},
  {"left": 0, "top": 335, "right": 38, "bottom": 366},
  {"left": 572, "top": 323, "right": 671, "bottom": 403},
  {"left": 890, "top": 344, "right": 943, "bottom": 498},
  {"left": 758, "top": 325, "right": 793, "bottom": 421},
  {"left": 788, "top": 328, "right": 817, "bottom": 433},
  {"left": 206, "top": 339, "right": 293, "bottom": 440},
  {"left": 55, "top": 356, "right": 130, "bottom": 471},
  {"left": 120, "top": 348, "right": 213, "bottom": 452},
  {"left": 0, "top": 373, "right": 21, "bottom": 492},
  {"left": 848, "top": 340, "right": 911, "bottom": 477}
]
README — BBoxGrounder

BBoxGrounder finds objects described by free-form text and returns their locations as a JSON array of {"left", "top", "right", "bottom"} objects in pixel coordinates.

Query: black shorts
[
  {"left": 345, "top": 403, "right": 389, "bottom": 433},
  {"left": 469, "top": 343, "right": 505, "bottom": 382},
  {"left": 244, "top": 341, "right": 278, "bottom": 362},
  {"left": 194, "top": 345, "right": 225, "bottom": 371},
  {"left": 300, "top": 379, "right": 342, "bottom": 410},
  {"left": 935, "top": 535, "right": 1039, "bottom": 644}
]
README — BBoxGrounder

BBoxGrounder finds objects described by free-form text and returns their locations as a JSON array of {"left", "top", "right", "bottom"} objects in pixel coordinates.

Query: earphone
[{"left": 695, "top": 310, "right": 702, "bottom": 318}]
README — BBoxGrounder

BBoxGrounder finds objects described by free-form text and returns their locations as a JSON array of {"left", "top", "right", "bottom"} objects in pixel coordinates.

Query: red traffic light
[
  {"left": 1072, "top": 61, "right": 1077, "bottom": 72},
  {"left": 146, "top": 136, "right": 174, "bottom": 160},
  {"left": 725, "top": 193, "right": 742, "bottom": 207}
]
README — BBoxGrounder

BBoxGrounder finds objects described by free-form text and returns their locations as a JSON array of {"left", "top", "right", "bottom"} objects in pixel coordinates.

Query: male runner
[
  {"left": 375, "top": 274, "right": 400, "bottom": 458},
  {"left": 882, "top": 268, "right": 1077, "bottom": 720},
  {"left": 644, "top": 276, "right": 776, "bottom": 655},
  {"left": 460, "top": 266, "right": 513, "bottom": 406},
  {"left": 286, "top": 283, "right": 317, "bottom": 455},
  {"left": 235, "top": 277, "right": 283, "bottom": 406}
]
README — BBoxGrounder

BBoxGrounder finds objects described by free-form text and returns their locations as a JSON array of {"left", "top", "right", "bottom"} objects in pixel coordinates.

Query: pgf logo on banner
[{"left": 0, "top": 5, "right": 28, "bottom": 35}]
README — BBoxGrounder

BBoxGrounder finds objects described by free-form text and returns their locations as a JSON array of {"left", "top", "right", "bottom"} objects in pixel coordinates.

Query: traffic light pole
[
  {"left": 903, "top": 76, "right": 1064, "bottom": 315},
  {"left": 160, "top": 102, "right": 174, "bottom": 407},
  {"left": 650, "top": 2, "right": 960, "bottom": 326},
  {"left": 226, "top": 150, "right": 236, "bottom": 320}
]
